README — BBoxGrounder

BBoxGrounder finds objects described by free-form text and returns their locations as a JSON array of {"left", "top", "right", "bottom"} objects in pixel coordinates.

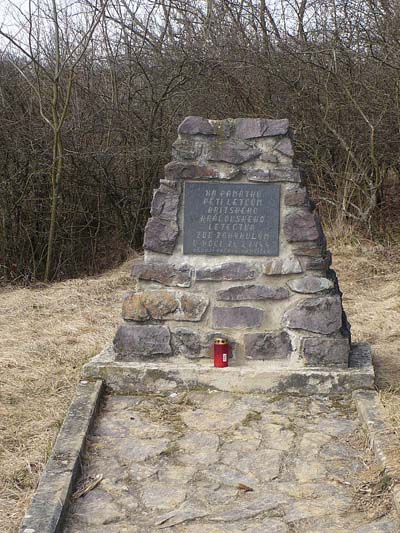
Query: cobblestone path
[{"left": 64, "top": 391, "right": 399, "bottom": 532}]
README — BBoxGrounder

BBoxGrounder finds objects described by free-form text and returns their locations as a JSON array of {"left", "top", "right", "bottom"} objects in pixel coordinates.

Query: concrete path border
[
  {"left": 20, "top": 355, "right": 393, "bottom": 532},
  {"left": 20, "top": 380, "right": 103, "bottom": 533},
  {"left": 353, "top": 390, "right": 400, "bottom": 518}
]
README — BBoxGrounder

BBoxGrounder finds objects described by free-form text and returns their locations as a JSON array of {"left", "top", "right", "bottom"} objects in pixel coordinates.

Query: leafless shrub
[{"left": 1, "top": 0, "right": 399, "bottom": 282}]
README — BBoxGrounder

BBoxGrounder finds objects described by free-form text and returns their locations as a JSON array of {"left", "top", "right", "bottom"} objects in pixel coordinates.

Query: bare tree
[
  {"left": 0, "top": 0, "right": 107, "bottom": 281},
  {"left": 1, "top": 0, "right": 400, "bottom": 283}
]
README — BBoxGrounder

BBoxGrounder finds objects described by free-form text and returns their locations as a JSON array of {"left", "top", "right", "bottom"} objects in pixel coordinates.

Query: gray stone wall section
[{"left": 114, "top": 116, "right": 351, "bottom": 369}]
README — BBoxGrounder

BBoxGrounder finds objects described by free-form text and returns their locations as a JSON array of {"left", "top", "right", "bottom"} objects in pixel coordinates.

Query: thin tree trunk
[{"left": 44, "top": 129, "right": 63, "bottom": 281}]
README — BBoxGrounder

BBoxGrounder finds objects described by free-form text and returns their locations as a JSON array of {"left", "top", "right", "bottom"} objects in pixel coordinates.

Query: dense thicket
[{"left": 1, "top": 0, "right": 399, "bottom": 282}]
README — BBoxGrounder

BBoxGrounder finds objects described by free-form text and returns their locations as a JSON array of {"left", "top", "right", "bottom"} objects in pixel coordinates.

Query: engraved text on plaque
[{"left": 183, "top": 182, "right": 280, "bottom": 256}]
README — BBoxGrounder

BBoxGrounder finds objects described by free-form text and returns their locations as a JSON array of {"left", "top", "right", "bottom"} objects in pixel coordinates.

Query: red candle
[{"left": 214, "top": 338, "right": 229, "bottom": 368}]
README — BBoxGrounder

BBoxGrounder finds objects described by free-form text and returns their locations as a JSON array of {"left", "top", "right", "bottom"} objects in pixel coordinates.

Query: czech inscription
[{"left": 183, "top": 182, "right": 280, "bottom": 256}]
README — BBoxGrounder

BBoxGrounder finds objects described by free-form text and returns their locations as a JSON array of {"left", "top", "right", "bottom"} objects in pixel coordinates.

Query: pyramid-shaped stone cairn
[{"left": 114, "top": 117, "right": 351, "bottom": 368}]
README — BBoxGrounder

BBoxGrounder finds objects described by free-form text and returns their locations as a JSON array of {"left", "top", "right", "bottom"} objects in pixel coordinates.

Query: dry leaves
[
  {"left": 237, "top": 483, "right": 253, "bottom": 492},
  {"left": 72, "top": 474, "right": 103, "bottom": 500}
]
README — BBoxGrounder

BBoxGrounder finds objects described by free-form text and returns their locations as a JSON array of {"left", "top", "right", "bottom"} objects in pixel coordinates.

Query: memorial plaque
[{"left": 183, "top": 182, "right": 280, "bottom": 256}]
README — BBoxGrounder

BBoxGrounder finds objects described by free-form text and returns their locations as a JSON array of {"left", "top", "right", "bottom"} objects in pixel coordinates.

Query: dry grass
[
  {"left": 331, "top": 238, "right": 400, "bottom": 391},
  {"left": 331, "top": 234, "right": 400, "bottom": 482},
  {"left": 0, "top": 259, "right": 135, "bottom": 533},
  {"left": 345, "top": 428, "right": 394, "bottom": 521},
  {"left": 1, "top": 234, "right": 400, "bottom": 532}
]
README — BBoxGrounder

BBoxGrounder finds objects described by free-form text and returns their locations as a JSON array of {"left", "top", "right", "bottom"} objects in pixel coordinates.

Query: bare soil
[{"left": 0, "top": 241, "right": 399, "bottom": 532}]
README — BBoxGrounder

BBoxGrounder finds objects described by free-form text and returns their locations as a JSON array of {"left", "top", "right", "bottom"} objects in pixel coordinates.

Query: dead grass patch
[
  {"left": 0, "top": 258, "right": 135, "bottom": 532},
  {"left": 344, "top": 428, "right": 394, "bottom": 521},
  {"left": 353, "top": 463, "right": 394, "bottom": 521},
  {"left": 332, "top": 235, "right": 400, "bottom": 517},
  {"left": 381, "top": 390, "right": 400, "bottom": 437},
  {"left": 331, "top": 239, "right": 400, "bottom": 390}
]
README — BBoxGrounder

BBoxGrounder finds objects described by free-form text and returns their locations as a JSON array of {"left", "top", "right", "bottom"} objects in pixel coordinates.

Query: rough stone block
[
  {"left": 206, "top": 140, "right": 261, "bottom": 165},
  {"left": 274, "top": 137, "right": 294, "bottom": 157},
  {"left": 216, "top": 284, "right": 289, "bottom": 301},
  {"left": 123, "top": 290, "right": 178, "bottom": 321},
  {"left": 159, "top": 179, "right": 180, "bottom": 189},
  {"left": 122, "top": 291, "right": 209, "bottom": 322},
  {"left": 143, "top": 218, "right": 178, "bottom": 254},
  {"left": 260, "top": 152, "right": 279, "bottom": 164},
  {"left": 165, "top": 161, "right": 240, "bottom": 181},
  {"left": 171, "top": 327, "right": 202, "bottom": 358},
  {"left": 246, "top": 168, "right": 301, "bottom": 183},
  {"left": 234, "top": 118, "right": 289, "bottom": 139},
  {"left": 180, "top": 293, "right": 209, "bottom": 320},
  {"left": 165, "top": 161, "right": 218, "bottom": 180},
  {"left": 131, "top": 262, "right": 192, "bottom": 288},
  {"left": 172, "top": 138, "right": 203, "bottom": 160},
  {"left": 287, "top": 276, "right": 334, "bottom": 294},
  {"left": 283, "top": 296, "right": 342, "bottom": 335},
  {"left": 264, "top": 119, "right": 290, "bottom": 137},
  {"left": 178, "top": 116, "right": 215, "bottom": 136},
  {"left": 284, "top": 186, "right": 311, "bottom": 207},
  {"left": 284, "top": 210, "right": 322, "bottom": 242},
  {"left": 270, "top": 168, "right": 300, "bottom": 181},
  {"left": 244, "top": 331, "right": 292, "bottom": 360},
  {"left": 301, "top": 336, "right": 350, "bottom": 367},
  {"left": 301, "top": 252, "right": 332, "bottom": 272},
  {"left": 292, "top": 241, "right": 326, "bottom": 257},
  {"left": 114, "top": 324, "right": 171, "bottom": 358},
  {"left": 264, "top": 257, "right": 303, "bottom": 275},
  {"left": 196, "top": 263, "right": 258, "bottom": 281},
  {"left": 234, "top": 118, "right": 268, "bottom": 139},
  {"left": 150, "top": 188, "right": 180, "bottom": 220},
  {"left": 213, "top": 307, "right": 263, "bottom": 328}
]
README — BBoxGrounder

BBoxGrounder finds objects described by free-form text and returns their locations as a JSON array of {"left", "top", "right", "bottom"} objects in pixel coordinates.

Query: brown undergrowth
[{"left": 1, "top": 233, "right": 400, "bottom": 532}]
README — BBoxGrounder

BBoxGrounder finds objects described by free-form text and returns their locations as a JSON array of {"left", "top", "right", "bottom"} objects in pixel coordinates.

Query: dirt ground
[{"left": 0, "top": 241, "right": 400, "bottom": 532}]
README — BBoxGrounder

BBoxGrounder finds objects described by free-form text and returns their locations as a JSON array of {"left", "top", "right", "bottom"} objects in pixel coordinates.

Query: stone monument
[{"left": 113, "top": 116, "right": 352, "bottom": 369}]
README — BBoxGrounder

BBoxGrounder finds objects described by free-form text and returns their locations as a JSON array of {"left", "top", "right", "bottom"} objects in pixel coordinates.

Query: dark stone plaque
[{"left": 183, "top": 182, "right": 280, "bottom": 256}]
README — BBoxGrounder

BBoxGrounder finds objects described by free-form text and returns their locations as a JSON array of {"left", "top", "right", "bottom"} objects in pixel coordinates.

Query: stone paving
[{"left": 63, "top": 391, "right": 399, "bottom": 532}]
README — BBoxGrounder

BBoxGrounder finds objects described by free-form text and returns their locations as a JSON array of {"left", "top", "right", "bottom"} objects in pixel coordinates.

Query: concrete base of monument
[{"left": 83, "top": 343, "right": 374, "bottom": 395}]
